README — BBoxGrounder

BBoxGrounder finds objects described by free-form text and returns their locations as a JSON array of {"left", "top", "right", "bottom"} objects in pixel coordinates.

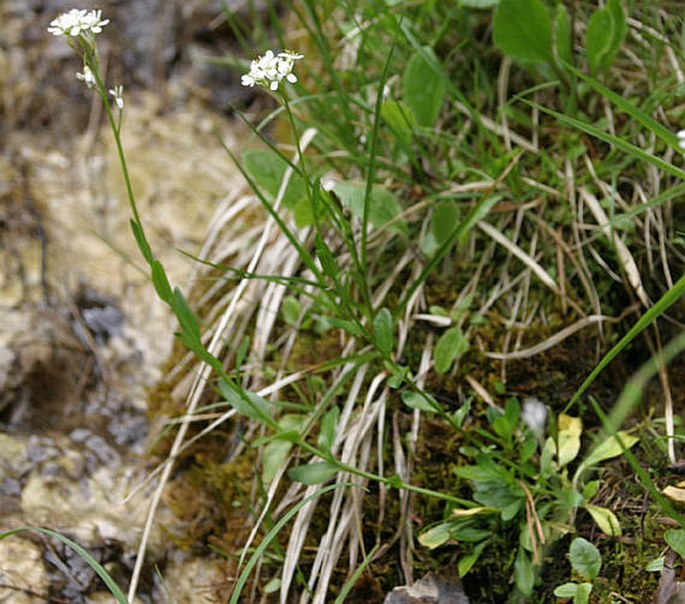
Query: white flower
[
  {"left": 241, "top": 49, "right": 303, "bottom": 92},
  {"left": 677, "top": 129, "right": 685, "bottom": 151},
  {"left": 521, "top": 397, "right": 548, "bottom": 437},
  {"left": 75, "top": 65, "right": 96, "bottom": 88},
  {"left": 109, "top": 85, "right": 124, "bottom": 109},
  {"left": 47, "top": 8, "right": 109, "bottom": 37}
]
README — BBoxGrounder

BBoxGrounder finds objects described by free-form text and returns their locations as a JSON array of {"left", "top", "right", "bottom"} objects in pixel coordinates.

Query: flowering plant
[{"left": 241, "top": 50, "right": 304, "bottom": 91}]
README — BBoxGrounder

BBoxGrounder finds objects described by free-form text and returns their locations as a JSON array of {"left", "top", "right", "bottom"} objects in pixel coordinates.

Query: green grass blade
[
  {"left": 528, "top": 100, "right": 685, "bottom": 180},
  {"left": 229, "top": 483, "right": 345, "bottom": 604},
  {"left": 0, "top": 527, "right": 129, "bottom": 603},
  {"left": 562, "top": 63, "right": 679, "bottom": 148},
  {"left": 565, "top": 271, "right": 685, "bottom": 413},
  {"left": 334, "top": 543, "right": 380, "bottom": 604}
]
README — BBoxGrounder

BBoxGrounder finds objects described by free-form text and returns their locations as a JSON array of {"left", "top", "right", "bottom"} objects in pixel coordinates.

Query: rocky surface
[{"left": 1, "top": 1, "right": 249, "bottom": 601}]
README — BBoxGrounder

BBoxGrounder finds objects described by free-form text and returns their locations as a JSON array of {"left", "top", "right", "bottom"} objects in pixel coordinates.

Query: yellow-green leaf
[
  {"left": 586, "top": 504, "right": 622, "bottom": 537},
  {"left": 557, "top": 414, "right": 582, "bottom": 467}
]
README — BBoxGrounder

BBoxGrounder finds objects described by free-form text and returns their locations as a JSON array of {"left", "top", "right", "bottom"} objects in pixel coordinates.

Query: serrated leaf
[
  {"left": 402, "top": 47, "right": 446, "bottom": 128},
  {"left": 418, "top": 522, "right": 452, "bottom": 549},
  {"left": 493, "top": 0, "right": 552, "bottom": 64},
  {"left": 401, "top": 391, "right": 439, "bottom": 412},
  {"left": 586, "top": 504, "right": 622, "bottom": 537},
  {"left": 665, "top": 529, "right": 685, "bottom": 559},
  {"left": 288, "top": 462, "right": 339, "bottom": 485},
  {"left": 373, "top": 307, "right": 394, "bottom": 356},
  {"left": 570, "top": 537, "right": 601, "bottom": 580},
  {"left": 434, "top": 327, "right": 469, "bottom": 375}
]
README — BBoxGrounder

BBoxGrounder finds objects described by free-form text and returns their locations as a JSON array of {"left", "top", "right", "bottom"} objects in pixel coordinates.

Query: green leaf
[
  {"left": 570, "top": 537, "right": 602, "bottom": 580},
  {"left": 288, "top": 461, "right": 339, "bottom": 485},
  {"left": 262, "top": 414, "right": 306, "bottom": 484},
  {"left": 431, "top": 203, "right": 461, "bottom": 247},
  {"left": 172, "top": 287, "right": 200, "bottom": 344},
  {"left": 281, "top": 296, "right": 302, "bottom": 327},
  {"left": 460, "top": 0, "right": 499, "bottom": 6},
  {"left": 151, "top": 260, "right": 172, "bottom": 303},
  {"left": 586, "top": 0, "right": 626, "bottom": 74},
  {"left": 0, "top": 528, "right": 129, "bottom": 603},
  {"left": 586, "top": 8, "right": 614, "bottom": 74},
  {"left": 434, "top": 327, "right": 469, "bottom": 375},
  {"left": 328, "top": 317, "right": 366, "bottom": 339},
  {"left": 314, "top": 234, "right": 340, "bottom": 281},
  {"left": 514, "top": 547, "right": 534, "bottom": 595},
  {"left": 645, "top": 557, "right": 665, "bottom": 572},
  {"left": 381, "top": 100, "right": 416, "bottom": 146},
  {"left": 665, "top": 529, "right": 685, "bottom": 559},
  {"left": 403, "top": 47, "right": 446, "bottom": 128},
  {"left": 401, "top": 391, "right": 439, "bottom": 412},
  {"left": 262, "top": 439, "right": 293, "bottom": 485},
  {"left": 130, "top": 219, "right": 153, "bottom": 264},
  {"left": 554, "top": 583, "right": 578, "bottom": 598},
  {"left": 557, "top": 413, "right": 582, "bottom": 467},
  {"left": 586, "top": 504, "right": 622, "bottom": 537},
  {"left": 575, "top": 583, "right": 593, "bottom": 604},
  {"left": 579, "top": 432, "right": 639, "bottom": 471},
  {"left": 243, "top": 150, "right": 306, "bottom": 209},
  {"left": 318, "top": 406, "right": 340, "bottom": 452},
  {"left": 493, "top": 0, "right": 552, "bottom": 64},
  {"left": 554, "top": 3, "right": 573, "bottom": 64},
  {"left": 373, "top": 307, "right": 394, "bottom": 356},
  {"left": 458, "top": 540, "right": 488, "bottom": 576},
  {"left": 220, "top": 381, "right": 272, "bottom": 422},
  {"left": 332, "top": 182, "right": 406, "bottom": 234},
  {"left": 418, "top": 522, "right": 452, "bottom": 549}
]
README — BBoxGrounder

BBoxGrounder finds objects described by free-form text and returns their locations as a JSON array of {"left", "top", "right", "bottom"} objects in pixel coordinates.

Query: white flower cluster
[
  {"left": 241, "top": 50, "right": 304, "bottom": 92},
  {"left": 47, "top": 8, "right": 109, "bottom": 37},
  {"left": 678, "top": 130, "right": 685, "bottom": 152}
]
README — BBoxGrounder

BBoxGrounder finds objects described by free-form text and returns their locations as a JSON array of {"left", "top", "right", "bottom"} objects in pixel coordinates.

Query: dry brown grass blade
[
  {"left": 477, "top": 219, "right": 560, "bottom": 294},
  {"left": 579, "top": 187, "right": 650, "bottom": 307},
  {"left": 126, "top": 129, "right": 318, "bottom": 602},
  {"left": 485, "top": 313, "right": 630, "bottom": 361}
]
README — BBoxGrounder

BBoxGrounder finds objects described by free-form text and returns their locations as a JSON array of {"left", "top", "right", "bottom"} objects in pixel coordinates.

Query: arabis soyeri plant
[{"left": 241, "top": 49, "right": 304, "bottom": 91}]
